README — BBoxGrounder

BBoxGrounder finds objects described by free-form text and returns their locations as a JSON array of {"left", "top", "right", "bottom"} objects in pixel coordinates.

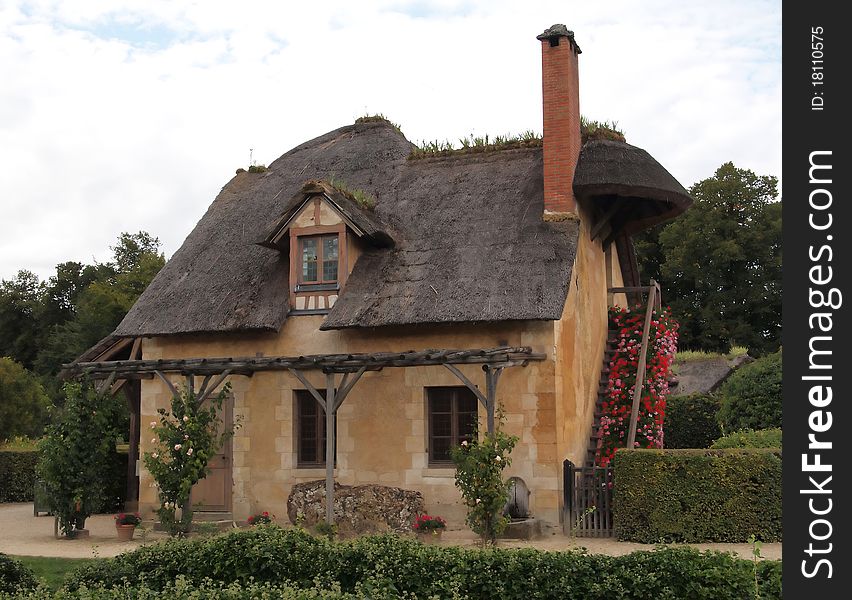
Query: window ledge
[
  {"left": 293, "top": 468, "right": 336, "bottom": 477},
  {"left": 422, "top": 467, "right": 456, "bottom": 478}
]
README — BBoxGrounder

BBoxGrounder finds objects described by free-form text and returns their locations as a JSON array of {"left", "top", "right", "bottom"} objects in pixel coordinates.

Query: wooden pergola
[{"left": 64, "top": 346, "right": 545, "bottom": 524}]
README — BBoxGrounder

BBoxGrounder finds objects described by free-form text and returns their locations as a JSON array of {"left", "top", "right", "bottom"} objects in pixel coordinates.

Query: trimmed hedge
[
  {"left": 613, "top": 449, "right": 782, "bottom": 543},
  {"left": 718, "top": 351, "right": 782, "bottom": 431},
  {"left": 663, "top": 393, "right": 722, "bottom": 448},
  {"left": 0, "top": 450, "right": 126, "bottom": 510},
  {"left": 0, "top": 452, "right": 39, "bottom": 502},
  {"left": 63, "top": 527, "right": 781, "bottom": 599},
  {"left": 0, "top": 554, "right": 38, "bottom": 594},
  {"left": 712, "top": 428, "right": 782, "bottom": 449}
]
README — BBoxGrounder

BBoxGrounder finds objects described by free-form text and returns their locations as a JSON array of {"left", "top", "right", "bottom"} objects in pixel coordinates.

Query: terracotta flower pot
[
  {"left": 116, "top": 524, "right": 136, "bottom": 541},
  {"left": 416, "top": 529, "right": 443, "bottom": 544}
]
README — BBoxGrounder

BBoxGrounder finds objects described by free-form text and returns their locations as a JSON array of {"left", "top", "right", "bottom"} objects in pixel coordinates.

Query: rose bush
[
  {"left": 597, "top": 306, "right": 678, "bottom": 466},
  {"left": 143, "top": 384, "right": 237, "bottom": 536},
  {"left": 451, "top": 429, "right": 518, "bottom": 544}
]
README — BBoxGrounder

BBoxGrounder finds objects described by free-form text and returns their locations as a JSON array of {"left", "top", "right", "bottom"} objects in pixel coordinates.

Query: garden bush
[
  {"left": 613, "top": 449, "right": 782, "bottom": 543},
  {"left": 718, "top": 351, "right": 782, "bottom": 431},
  {"left": 663, "top": 393, "right": 722, "bottom": 448},
  {"left": 0, "top": 554, "right": 38, "bottom": 594},
  {"left": 712, "top": 428, "right": 782, "bottom": 449},
  {"left": 64, "top": 526, "right": 782, "bottom": 599},
  {"left": 0, "top": 452, "right": 39, "bottom": 503}
]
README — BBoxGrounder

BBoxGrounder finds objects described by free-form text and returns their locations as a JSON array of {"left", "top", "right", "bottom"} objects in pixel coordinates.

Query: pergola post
[{"left": 325, "top": 373, "right": 335, "bottom": 525}]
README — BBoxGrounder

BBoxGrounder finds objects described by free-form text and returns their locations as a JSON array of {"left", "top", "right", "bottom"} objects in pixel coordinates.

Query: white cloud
[{"left": 0, "top": 0, "right": 781, "bottom": 281}]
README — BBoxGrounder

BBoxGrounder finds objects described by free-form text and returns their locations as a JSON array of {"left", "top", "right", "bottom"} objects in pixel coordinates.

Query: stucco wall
[
  {"left": 138, "top": 319, "right": 563, "bottom": 525},
  {"left": 553, "top": 202, "right": 625, "bottom": 509}
]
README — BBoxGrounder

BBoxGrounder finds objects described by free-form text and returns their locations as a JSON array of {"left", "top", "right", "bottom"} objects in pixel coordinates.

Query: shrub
[
  {"left": 663, "top": 393, "right": 722, "bottom": 448},
  {"left": 712, "top": 428, "right": 782, "bottom": 449},
  {"left": 64, "top": 527, "right": 782, "bottom": 599},
  {"left": 450, "top": 429, "right": 518, "bottom": 544},
  {"left": 718, "top": 351, "right": 782, "bottom": 431},
  {"left": 613, "top": 449, "right": 782, "bottom": 543},
  {"left": 0, "top": 451, "right": 39, "bottom": 502},
  {"left": 37, "top": 382, "right": 125, "bottom": 536},
  {"left": 144, "top": 384, "right": 237, "bottom": 537},
  {"left": 0, "top": 553, "right": 39, "bottom": 594}
]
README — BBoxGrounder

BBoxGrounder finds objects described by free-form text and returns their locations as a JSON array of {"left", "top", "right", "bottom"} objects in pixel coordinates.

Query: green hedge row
[
  {"left": 0, "top": 450, "right": 127, "bottom": 510},
  {"left": 663, "top": 393, "right": 722, "bottom": 448},
  {"left": 712, "top": 428, "right": 782, "bottom": 449},
  {"left": 0, "top": 452, "right": 39, "bottom": 502},
  {"left": 0, "top": 554, "right": 38, "bottom": 595},
  {"left": 613, "top": 449, "right": 782, "bottom": 543},
  {"left": 63, "top": 527, "right": 781, "bottom": 600}
]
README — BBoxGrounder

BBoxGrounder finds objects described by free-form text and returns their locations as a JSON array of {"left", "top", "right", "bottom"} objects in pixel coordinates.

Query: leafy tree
[
  {"left": 637, "top": 163, "right": 781, "bottom": 355},
  {"left": 0, "top": 271, "right": 45, "bottom": 370},
  {"left": 0, "top": 357, "right": 50, "bottom": 439},
  {"left": 37, "top": 381, "right": 124, "bottom": 536},
  {"left": 33, "top": 232, "right": 165, "bottom": 378}
]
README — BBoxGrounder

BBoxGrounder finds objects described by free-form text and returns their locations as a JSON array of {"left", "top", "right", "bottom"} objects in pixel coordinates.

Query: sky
[{"left": 0, "top": 0, "right": 781, "bottom": 282}]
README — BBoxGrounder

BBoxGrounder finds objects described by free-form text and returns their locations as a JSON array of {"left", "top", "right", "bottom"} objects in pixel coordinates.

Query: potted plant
[
  {"left": 247, "top": 511, "right": 273, "bottom": 526},
  {"left": 114, "top": 512, "right": 141, "bottom": 541},
  {"left": 412, "top": 514, "right": 446, "bottom": 543}
]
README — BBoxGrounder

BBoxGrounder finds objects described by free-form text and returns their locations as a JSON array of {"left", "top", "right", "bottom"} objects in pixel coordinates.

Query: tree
[
  {"left": 636, "top": 163, "right": 781, "bottom": 355},
  {"left": 0, "top": 357, "right": 50, "bottom": 440},
  {"left": 0, "top": 271, "right": 45, "bottom": 370},
  {"left": 37, "top": 381, "right": 124, "bottom": 536},
  {"left": 34, "top": 232, "right": 166, "bottom": 378}
]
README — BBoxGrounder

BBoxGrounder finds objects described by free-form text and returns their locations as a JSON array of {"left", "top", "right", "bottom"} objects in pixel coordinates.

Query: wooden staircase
[{"left": 583, "top": 329, "right": 618, "bottom": 468}]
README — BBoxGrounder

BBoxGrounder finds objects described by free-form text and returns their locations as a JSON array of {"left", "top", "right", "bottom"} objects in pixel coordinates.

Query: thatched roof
[
  {"left": 114, "top": 122, "right": 684, "bottom": 337},
  {"left": 258, "top": 180, "right": 395, "bottom": 250},
  {"left": 573, "top": 140, "right": 692, "bottom": 234}
]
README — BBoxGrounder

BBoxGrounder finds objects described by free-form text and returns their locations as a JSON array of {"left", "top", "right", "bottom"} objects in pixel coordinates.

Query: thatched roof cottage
[{"left": 69, "top": 24, "right": 691, "bottom": 531}]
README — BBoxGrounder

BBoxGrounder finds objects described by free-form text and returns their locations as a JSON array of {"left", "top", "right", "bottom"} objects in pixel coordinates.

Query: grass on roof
[
  {"left": 328, "top": 177, "right": 376, "bottom": 211},
  {"left": 408, "top": 117, "right": 626, "bottom": 159},
  {"left": 355, "top": 113, "right": 403, "bottom": 135}
]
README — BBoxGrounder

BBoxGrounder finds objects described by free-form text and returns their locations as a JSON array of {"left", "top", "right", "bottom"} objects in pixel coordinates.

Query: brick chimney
[{"left": 537, "top": 24, "right": 581, "bottom": 218}]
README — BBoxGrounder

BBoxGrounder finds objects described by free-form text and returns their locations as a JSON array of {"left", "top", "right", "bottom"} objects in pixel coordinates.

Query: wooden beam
[
  {"left": 333, "top": 365, "right": 367, "bottom": 411},
  {"left": 154, "top": 370, "right": 179, "bottom": 398},
  {"left": 443, "top": 364, "right": 488, "bottom": 408},
  {"left": 96, "top": 371, "right": 117, "bottom": 395},
  {"left": 626, "top": 281, "right": 657, "bottom": 449},
  {"left": 130, "top": 337, "right": 142, "bottom": 360},
  {"left": 195, "top": 370, "right": 232, "bottom": 405},
  {"left": 186, "top": 375, "right": 195, "bottom": 397},
  {"left": 110, "top": 379, "right": 127, "bottom": 397},
  {"left": 288, "top": 368, "right": 326, "bottom": 411},
  {"left": 195, "top": 375, "right": 213, "bottom": 402},
  {"left": 590, "top": 198, "right": 626, "bottom": 241},
  {"left": 483, "top": 366, "right": 503, "bottom": 434}
]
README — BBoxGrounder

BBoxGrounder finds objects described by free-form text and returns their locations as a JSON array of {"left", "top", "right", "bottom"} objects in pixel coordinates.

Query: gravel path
[{"left": 0, "top": 503, "right": 781, "bottom": 561}]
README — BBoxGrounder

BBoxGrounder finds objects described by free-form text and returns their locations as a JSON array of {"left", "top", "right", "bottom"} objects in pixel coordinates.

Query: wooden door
[{"left": 192, "top": 395, "right": 233, "bottom": 512}]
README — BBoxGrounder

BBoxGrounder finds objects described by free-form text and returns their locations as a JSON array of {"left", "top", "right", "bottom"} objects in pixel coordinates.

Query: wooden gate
[{"left": 563, "top": 460, "right": 614, "bottom": 537}]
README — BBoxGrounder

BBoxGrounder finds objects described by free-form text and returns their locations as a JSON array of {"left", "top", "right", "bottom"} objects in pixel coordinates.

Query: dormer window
[
  {"left": 300, "top": 234, "right": 339, "bottom": 284},
  {"left": 257, "top": 180, "right": 394, "bottom": 316}
]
